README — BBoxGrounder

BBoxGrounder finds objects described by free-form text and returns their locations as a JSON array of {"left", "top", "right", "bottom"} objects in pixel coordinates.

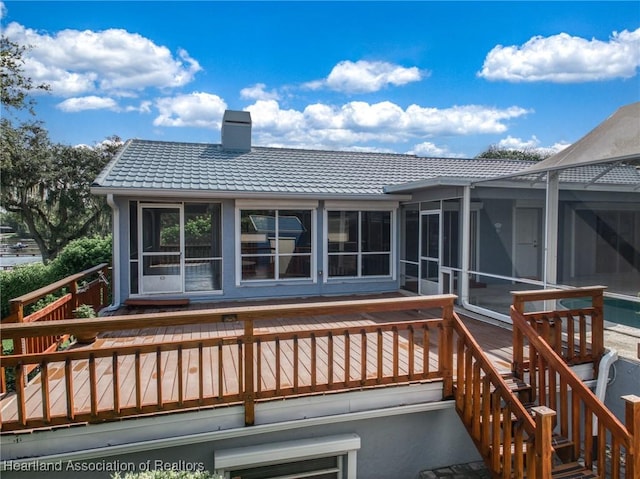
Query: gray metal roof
[
  {"left": 92, "top": 139, "right": 640, "bottom": 197},
  {"left": 92, "top": 140, "right": 535, "bottom": 196}
]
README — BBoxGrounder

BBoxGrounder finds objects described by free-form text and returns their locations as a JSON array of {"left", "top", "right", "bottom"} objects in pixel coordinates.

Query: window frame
[
  {"left": 324, "top": 202, "right": 396, "bottom": 282},
  {"left": 236, "top": 200, "right": 318, "bottom": 285},
  {"left": 214, "top": 434, "right": 360, "bottom": 479}
]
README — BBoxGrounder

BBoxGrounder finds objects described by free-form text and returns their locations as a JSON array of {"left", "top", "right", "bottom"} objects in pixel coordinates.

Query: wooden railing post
[
  {"left": 623, "top": 394, "right": 640, "bottom": 478},
  {"left": 532, "top": 406, "right": 555, "bottom": 479},
  {"left": 512, "top": 295, "right": 525, "bottom": 378},
  {"left": 244, "top": 319, "right": 255, "bottom": 426},
  {"left": 441, "top": 299, "right": 454, "bottom": 399},
  {"left": 70, "top": 280, "right": 79, "bottom": 312},
  {"left": 591, "top": 289, "right": 604, "bottom": 372}
]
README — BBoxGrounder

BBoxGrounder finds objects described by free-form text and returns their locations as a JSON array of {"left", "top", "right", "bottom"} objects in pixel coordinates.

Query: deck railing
[
  {"left": 511, "top": 286, "right": 605, "bottom": 381},
  {"left": 452, "top": 312, "right": 541, "bottom": 478},
  {"left": 0, "top": 295, "right": 456, "bottom": 431},
  {"left": 511, "top": 303, "right": 639, "bottom": 479},
  {"left": 0, "top": 263, "right": 110, "bottom": 391}
]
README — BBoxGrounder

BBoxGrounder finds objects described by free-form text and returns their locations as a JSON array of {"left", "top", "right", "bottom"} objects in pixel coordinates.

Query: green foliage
[
  {"left": 73, "top": 304, "right": 97, "bottom": 318},
  {"left": 0, "top": 236, "right": 111, "bottom": 318},
  {"left": 48, "top": 236, "right": 112, "bottom": 279},
  {"left": 476, "top": 145, "right": 551, "bottom": 162},
  {"left": 162, "top": 216, "right": 211, "bottom": 245},
  {"left": 0, "top": 35, "right": 50, "bottom": 115},
  {"left": 112, "top": 471, "right": 222, "bottom": 479},
  {"left": 0, "top": 262, "right": 55, "bottom": 317},
  {"left": 0, "top": 122, "right": 119, "bottom": 262}
]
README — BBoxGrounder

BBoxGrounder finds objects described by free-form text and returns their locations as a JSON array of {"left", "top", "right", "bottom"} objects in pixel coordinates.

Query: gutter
[
  {"left": 90, "top": 187, "right": 412, "bottom": 202},
  {"left": 104, "top": 194, "right": 120, "bottom": 310}
]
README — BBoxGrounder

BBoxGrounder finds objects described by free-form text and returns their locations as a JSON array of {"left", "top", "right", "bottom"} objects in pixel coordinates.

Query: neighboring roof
[
  {"left": 499, "top": 102, "right": 640, "bottom": 179},
  {"left": 92, "top": 140, "right": 535, "bottom": 197}
]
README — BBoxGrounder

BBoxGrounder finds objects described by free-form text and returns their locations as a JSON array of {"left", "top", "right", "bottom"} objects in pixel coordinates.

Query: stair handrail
[
  {"left": 452, "top": 312, "right": 544, "bottom": 478},
  {"left": 511, "top": 305, "right": 638, "bottom": 478}
]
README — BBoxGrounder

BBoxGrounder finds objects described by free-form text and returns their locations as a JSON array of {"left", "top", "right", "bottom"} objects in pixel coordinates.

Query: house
[
  {"left": 91, "top": 105, "right": 640, "bottom": 321},
  {"left": 1, "top": 104, "right": 638, "bottom": 479}
]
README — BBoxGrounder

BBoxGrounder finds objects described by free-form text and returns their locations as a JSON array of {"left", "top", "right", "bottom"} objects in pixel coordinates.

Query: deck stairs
[{"left": 453, "top": 313, "right": 601, "bottom": 479}]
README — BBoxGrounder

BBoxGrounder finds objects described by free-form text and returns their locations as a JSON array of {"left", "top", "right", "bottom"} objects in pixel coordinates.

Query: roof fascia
[
  {"left": 90, "top": 187, "right": 412, "bottom": 202},
  {"left": 470, "top": 179, "right": 640, "bottom": 193},
  {"left": 479, "top": 153, "right": 640, "bottom": 183},
  {"left": 384, "top": 177, "right": 472, "bottom": 193}
]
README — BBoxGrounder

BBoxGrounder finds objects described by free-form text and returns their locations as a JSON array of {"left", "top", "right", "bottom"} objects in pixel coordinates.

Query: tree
[
  {"left": 476, "top": 145, "right": 551, "bottom": 162},
  {"left": 0, "top": 36, "right": 49, "bottom": 114},
  {"left": 1, "top": 35, "right": 121, "bottom": 263},
  {"left": 0, "top": 125, "right": 119, "bottom": 262}
]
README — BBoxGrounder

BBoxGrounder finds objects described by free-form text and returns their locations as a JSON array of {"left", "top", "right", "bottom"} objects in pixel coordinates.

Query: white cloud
[
  {"left": 479, "top": 28, "right": 640, "bottom": 82},
  {"left": 408, "top": 141, "right": 465, "bottom": 158},
  {"left": 125, "top": 101, "right": 153, "bottom": 114},
  {"left": 305, "top": 60, "right": 425, "bottom": 93},
  {"left": 241, "top": 99, "right": 530, "bottom": 150},
  {"left": 154, "top": 92, "right": 227, "bottom": 128},
  {"left": 57, "top": 96, "right": 118, "bottom": 112},
  {"left": 4, "top": 22, "right": 202, "bottom": 97},
  {"left": 240, "top": 83, "right": 280, "bottom": 101},
  {"left": 497, "top": 135, "right": 541, "bottom": 150},
  {"left": 0, "top": 2, "right": 7, "bottom": 20},
  {"left": 496, "top": 135, "right": 571, "bottom": 156}
]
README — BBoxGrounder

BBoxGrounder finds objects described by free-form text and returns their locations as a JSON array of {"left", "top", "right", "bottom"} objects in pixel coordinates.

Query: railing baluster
[
  {"left": 156, "top": 348, "right": 163, "bottom": 408},
  {"left": 135, "top": 350, "right": 142, "bottom": 411},
  {"left": 360, "top": 329, "right": 367, "bottom": 384},
  {"left": 16, "top": 363, "right": 26, "bottom": 426},
  {"left": 293, "top": 336, "right": 299, "bottom": 393},
  {"left": 113, "top": 352, "right": 120, "bottom": 413},
  {"left": 65, "top": 358, "right": 74, "bottom": 420},
  {"left": 344, "top": 331, "right": 351, "bottom": 385},
  {"left": 502, "top": 403, "right": 512, "bottom": 478},
  {"left": 275, "top": 338, "right": 281, "bottom": 395},
  {"left": 422, "top": 325, "right": 429, "bottom": 375},
  {"left": 256, "top": 340, "right": 262, "bottom": 395},
  {"left": 310, "top": 334, "right": 317, "bottom": 388},
  {"left": 327, "top": 332, "right": 334, "bottom": 387},
  {"left": 217, "top": 345, "right": 223, "bottom": 399},
  {"left": 41, "top": 362, "right": 50, "bottom": 423},
  {"left": 376, "top": 328, "right": 383, "bottom": 383},
  {"left": 198, "top": 342, "right": 204, "bottom": 403},
  {"left": 471, "top": 362, "right": 481, "bottom": 439},
  {"left": 407, "top": 326, "right": 414, "bottom": 380},
  {"left": 89, "top": 353, "right": 98, "bottom": 416},
  {"left": 579, "top": 312, "right": 587, "bottom": 358},
  {"left": 623, "top": 395, "right": 640, "bottom": 479},
  {"left": 392, "top": 327, "right": 398, "bottom": 381}
]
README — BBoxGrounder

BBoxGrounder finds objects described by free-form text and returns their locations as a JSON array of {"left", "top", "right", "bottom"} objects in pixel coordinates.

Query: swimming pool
[{"left": 560, "top": 297, "right": 640, "bottom": 329}]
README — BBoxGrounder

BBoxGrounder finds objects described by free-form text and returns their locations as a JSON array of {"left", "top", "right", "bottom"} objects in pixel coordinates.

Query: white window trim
[
  {"left": 324, "top": 208, "right": 396, "bottom": 282},
  {"left": 214, "top": 434, "right": 360, "bottom": 479},
  {"left": 235, "top": 202, "right": 317, "bottom": 286}
]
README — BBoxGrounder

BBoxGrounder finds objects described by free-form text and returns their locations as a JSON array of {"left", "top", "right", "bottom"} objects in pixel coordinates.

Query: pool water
[{"left": 560, "top": 297, "right": 640, "bottom": 329}]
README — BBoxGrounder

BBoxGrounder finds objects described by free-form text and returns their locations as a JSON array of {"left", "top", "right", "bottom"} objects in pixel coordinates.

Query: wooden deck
[{"left": 0, "top": 300, "right": 513, "bottom": 430}]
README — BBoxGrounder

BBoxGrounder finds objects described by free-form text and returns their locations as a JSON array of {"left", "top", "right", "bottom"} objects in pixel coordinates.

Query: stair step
[
  {"left": 489, "top": 434, "right": 574, "bottom": 459},
  {"left": 550, "top": 462, "right": 598, "bottom": 478},
  {"left": 501, "top": 373, "right": 531, "bottom": 393}
]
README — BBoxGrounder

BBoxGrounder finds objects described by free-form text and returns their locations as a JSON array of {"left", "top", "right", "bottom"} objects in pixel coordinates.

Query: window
[
  {"left": 184, "top": 203, "right": 222, "bottom": 292},
  {"left": 239, "top": 208, "right": 313, "bottom": 281},
  {"left": 327, "top": 210, "right": 392, "bottom": 278},
  {"left": 214, "top": 434, "right": 360, "bottom": 479}
]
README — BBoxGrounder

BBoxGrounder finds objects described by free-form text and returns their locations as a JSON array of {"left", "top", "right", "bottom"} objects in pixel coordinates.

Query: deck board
[{"left": 1, "top": 303, "right": 516, "bottom": 428}]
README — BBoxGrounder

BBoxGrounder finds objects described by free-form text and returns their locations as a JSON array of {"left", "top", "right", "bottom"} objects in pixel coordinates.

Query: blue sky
[{"left": 2, "top": 1, "right": 639, "bottom": 157}]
